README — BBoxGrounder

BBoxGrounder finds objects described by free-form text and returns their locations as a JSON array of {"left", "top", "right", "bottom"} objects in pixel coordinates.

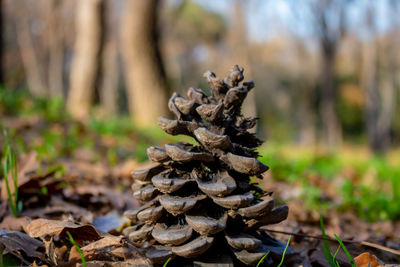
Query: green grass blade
[
  {"left": 67, "top": 231, "right": 87, "bottom": 267},
  {"left": 256, "top": 251, "right": 270, "bottom": 267},
  {"left": 3, "top": 155, "right": 17, "bottom": 217},
  {"left": 334, "top": 234, "right": 355, "bottom": 267},
  {"left": 12, "top": 150, "right": 18, "bottom": 203},
  {"left": 320, "top": 215, "right": 335, "bottom": 267},
  {"left": 333, "top": 246, "right": 341, "bottom": 267},
  {"left": 163, "top": 257, "right": 172, "bottom": 267},
  {"left": 276, "top": 235, "right": 291, "bottom": 267},
  {"left": 2, "top": 130, "right": 20, "bottom": 217}
]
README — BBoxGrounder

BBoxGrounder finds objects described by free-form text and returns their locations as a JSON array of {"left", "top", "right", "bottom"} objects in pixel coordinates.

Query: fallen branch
[{"left": 263, "top": 228, "right": 400, "bottom": 256}]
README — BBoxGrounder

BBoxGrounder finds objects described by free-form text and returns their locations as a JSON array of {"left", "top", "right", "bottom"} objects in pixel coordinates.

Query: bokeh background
[{"left": 1, "top": 0, "right": 400, "bottom": 222}]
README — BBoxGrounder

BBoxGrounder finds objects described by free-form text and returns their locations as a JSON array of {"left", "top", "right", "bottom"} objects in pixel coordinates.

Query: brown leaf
[
  {"left": 0, "top": 228, "right": 44, "bottom": 260},
  {"left": 76, "top": 259, "right": 152, "bottom": 267},
  {"left": 354, "top": 252, "right": 380, "bottom": 267},
  {"left": 24, "top": 218, "right": 101, "bottom": 244},
  {"left": 69, "top": 235, "right": 150, "bottom": 265},
  {"left": 81, "top": 235, "right": 125, "bottom": 252},
  {"left": 20, "top": 196, "right": 93, "bottom": 223},
  {"left": 0, "top": 216, "right": 29, "bottom": 231},
  {"left": 1, "top": 151, "right": 39, "bottom": 200}
]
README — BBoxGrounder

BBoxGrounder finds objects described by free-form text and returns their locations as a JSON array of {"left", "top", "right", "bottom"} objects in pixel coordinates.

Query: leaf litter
[{"left": 0, "top": 136, "right": 399, "bottom": 266}]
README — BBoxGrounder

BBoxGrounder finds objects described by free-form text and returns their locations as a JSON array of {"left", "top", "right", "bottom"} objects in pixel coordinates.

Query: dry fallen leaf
[
  {"left": 354, "top": 252, "right": 380, "bottom": 267},
  {"left": 24, "top": 218, "right": 101, "bottom": 243},
  {"left": 0, "top": 228, "right": 44, "bottom": 262},
  {"left": 20, "top": 196, "right": 93, "bottom": 223},
  {"left": 0, "top": 216, "right": 30, "bottom": 231},
  {"left": 1, "top": 151, "right": 39, "bottom": 200},
  {"left": 69, "top": 235, "right": 151, "bottom": 265},
  {"left": 76, "top": 259, "right": 152, "bottom": 267}
]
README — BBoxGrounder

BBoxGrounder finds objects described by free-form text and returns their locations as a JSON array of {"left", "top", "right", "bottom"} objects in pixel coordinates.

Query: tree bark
[
  {"left": 120, "top": 0, "right": 169, "bottom": 126},
  {"left": 361, "top": 4, "right": 395, "bottom": 154},
  {"left": 320, "top": 43, "right": 341, "bottom": 150},
  {"left": 0, "top": 0, "right": 3, "bottom": 85},
  {"left": 99, "top": 0, "right": 118, "bottom": 115},
  {"left": 15, "top": 0, "right": 47, "bottom": 97},
  {"left": 67, "top": 0, "right": 104, "bottom": 121},
  {"left": 100, "top": 38, "right": 118, "bottom": 115},
  {"left": 46, "top": 0, "right": 64, "bottom": 97},
  {"left": 229, "top": 0, "right": 257, "bottom": 122}
]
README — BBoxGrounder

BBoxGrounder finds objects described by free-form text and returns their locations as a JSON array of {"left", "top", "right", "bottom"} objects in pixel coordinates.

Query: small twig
[{"left": 263, "top": 228, "right": 400, "bottom": 256}]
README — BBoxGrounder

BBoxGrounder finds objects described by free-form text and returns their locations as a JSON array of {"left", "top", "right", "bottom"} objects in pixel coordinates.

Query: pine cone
[{"left": 124, "top": 65, "right": 289, "bottom": 266}]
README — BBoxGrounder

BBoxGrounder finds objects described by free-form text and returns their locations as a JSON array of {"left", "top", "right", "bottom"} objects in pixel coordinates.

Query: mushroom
[
  {"left": 159, "top": 194, "right": 206, "bottom": 216},
  {"left": 165, "top": 143, "right": 213, "bottom": 162},
  {"left": 237, "top": 199, "right": 275, "bottom": 219},
  {"left": 185, "top": 210, "right": 228, "bottom": 235},
  {"left": 225, "top": 233, "right": 262, "bottom": 250},
  {"left": 147, "top": 146, "right": 170, "bottom": 163},
  {"left": 137, "top": 205, "right": 164, "bottom": 224},
  {"left": 152, "top": 223, "right": 192, "bottom": 245},
  {"left": 192, "top": 170, "right": 236, "bottom": 197},
  {"left": 211, "top": 192, "right": 254, "bottom": 209},
  {"left": 151, "top": 170, "right": 193, "bottom": 194},
  {"left": 193, "top": 127, "right": 232, "bottom": 151},
  {"left": 172, "top": 236, "right": 214, "bottom": 258}
]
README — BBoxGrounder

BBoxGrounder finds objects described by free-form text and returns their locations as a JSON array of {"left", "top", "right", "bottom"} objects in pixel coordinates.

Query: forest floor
[
  {"left": 0, "top": 149, "right": 399, "bottom": 266},
  {"left": 0, "top": 96, "right": 399, "bottom": 266}
]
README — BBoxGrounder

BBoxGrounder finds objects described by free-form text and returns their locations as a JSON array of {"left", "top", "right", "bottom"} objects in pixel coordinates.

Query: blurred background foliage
[{"left": 0, "top": 0, "right": 399, "bottom": 221}]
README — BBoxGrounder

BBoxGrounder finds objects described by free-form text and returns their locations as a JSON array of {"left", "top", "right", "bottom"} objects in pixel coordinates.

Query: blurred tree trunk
[
  {"left": 100, "top": 0, "right": 118, "bottom": 115},
  {"left": 121, "top": 0, "right": 169, "bottom": 126},
  {"left": 312, "top": 0, "right": 346, "bottom": 151},
  {"left": 100, "top": 38, "right": 118, "bottom": 115},
  {"left": 67, "top": 0, "right": 104, "bottom": 121},
  {"left": 293, "top": 39, "right": 316, "bottom": 145},
  {"left": 320, "top": 42, "right": 341, "bottom": 150},
  {"left": 0, "top": 0, "right": 3, "bottom": 85},
  {"left": 15, "top": 1, "right": 47, "bottom": 97},
  {"left": 229, "top": 0, "right": 257, "bottom": 123},
  {"left": 362, "top": 4, "right": 395, "bottom": 154},
  {"left": 46, "top": 0, "right": 64, "bottom": 97}
]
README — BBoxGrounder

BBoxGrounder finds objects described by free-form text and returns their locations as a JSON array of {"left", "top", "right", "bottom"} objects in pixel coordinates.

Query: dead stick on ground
[{"left": 263, "top": 228, "right": 400, "bottom": 256}]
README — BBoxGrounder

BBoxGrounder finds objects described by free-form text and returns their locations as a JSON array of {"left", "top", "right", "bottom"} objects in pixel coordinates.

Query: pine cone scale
[{"left": 125, "top": 65, "right": 289, "bottom": 266}]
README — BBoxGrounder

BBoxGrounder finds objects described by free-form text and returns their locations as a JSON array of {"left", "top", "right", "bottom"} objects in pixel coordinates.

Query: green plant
[
  {"left": 2, "top": 130, "right": 22, "bottom": 217},
  {"left": 277, "top": 235, "right": 292, "bottom": 267},
  {"left": 256, "top": 251, "right": 270, "bottom": 267},
  {"left": 320, "top": 216, "right": 356, "bottom": 267},
  {"left": 320, "top": 216, "right": 337, "bottom": 267},
  {"left": 67, "top": 231, "right": 87, "bottom": 267},
  {"left": 334, "top": 234, "right": 355, "bottom": 267},
  {"left": 163, "top": 257, "right": 172, "bottom": 267}
]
